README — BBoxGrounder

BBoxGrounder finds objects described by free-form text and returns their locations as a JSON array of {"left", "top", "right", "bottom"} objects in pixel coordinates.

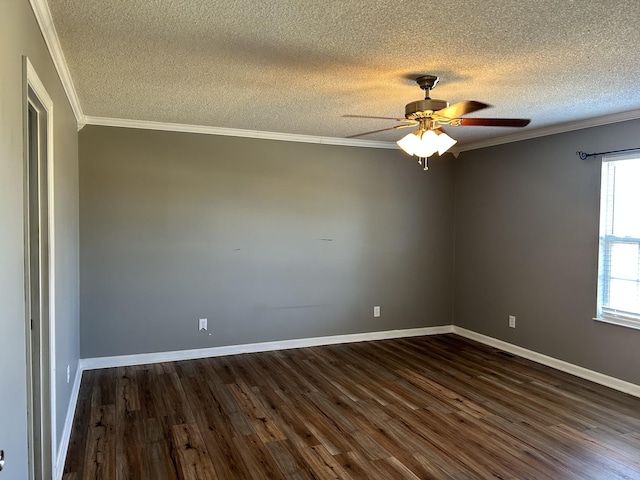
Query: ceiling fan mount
[{"left": 415, "top": 74, "right": 439, "bottom": 94}]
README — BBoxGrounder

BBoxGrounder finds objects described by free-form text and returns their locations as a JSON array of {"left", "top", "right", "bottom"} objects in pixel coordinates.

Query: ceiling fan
[{"left": 345, "top": 75, "right": 530, "bottom": 170}]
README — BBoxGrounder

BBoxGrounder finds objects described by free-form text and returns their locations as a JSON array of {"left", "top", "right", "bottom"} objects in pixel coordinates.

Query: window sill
[{"left": 593, "top": 316, "right": 640, "bottom": 331}]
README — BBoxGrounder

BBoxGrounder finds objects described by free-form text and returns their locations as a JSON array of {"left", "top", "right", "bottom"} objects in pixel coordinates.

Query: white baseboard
[
  {"left": 55, "top": 365, "right": 83, "bottom": 480},
  {"left": 452, "top": 326, "right": 640, "bottom": 398},
  {"left": 79, "top": 325, "right": 454, "bottom": 370}
]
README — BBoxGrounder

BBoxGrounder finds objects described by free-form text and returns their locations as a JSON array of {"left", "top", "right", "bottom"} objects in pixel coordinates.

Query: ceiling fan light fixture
[
  {"left": 434, "top": 130, "right": 457, "bottom": 155},
  {"left": 396, "top": 131, "right": 423, "bottom": 156},
  {"left": 397, "top": 128, "right": 451, "bottom": 159},
  {"left": 413, "top": 129, "right": 440, "bottom": 157}
]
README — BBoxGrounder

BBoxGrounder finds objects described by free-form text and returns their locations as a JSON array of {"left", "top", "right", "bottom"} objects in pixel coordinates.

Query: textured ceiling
[{"left": 48, "top": 0, "right": 640, "bottom": 146}]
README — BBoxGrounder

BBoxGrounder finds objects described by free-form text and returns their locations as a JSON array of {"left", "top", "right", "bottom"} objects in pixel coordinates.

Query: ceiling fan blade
[
  {"left": 343, "top": 114, "right": 409, "bottom": 122},
  {"left": 454, "top": 118, "right": 530, "bottom": 127},
  {"left": 346, "top": 123, "right": 416, "bottom": 139},
  {"left": 435, "top": 101, "right": 489, "bottom": 120}
]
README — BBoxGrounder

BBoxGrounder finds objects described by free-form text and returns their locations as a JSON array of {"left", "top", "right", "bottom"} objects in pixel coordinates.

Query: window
[{"left": 597, "top": 153, "right": 640, "bottom": 329}]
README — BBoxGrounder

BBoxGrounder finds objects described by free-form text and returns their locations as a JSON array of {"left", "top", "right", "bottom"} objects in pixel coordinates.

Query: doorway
[{"left": 24, "top": 58, "right": 55, "bottom": 480}]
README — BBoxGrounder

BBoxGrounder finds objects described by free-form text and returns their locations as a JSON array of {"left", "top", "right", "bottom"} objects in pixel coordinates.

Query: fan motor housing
[{"left": 405, "top": 99, "right": 448, "bottom": 120}]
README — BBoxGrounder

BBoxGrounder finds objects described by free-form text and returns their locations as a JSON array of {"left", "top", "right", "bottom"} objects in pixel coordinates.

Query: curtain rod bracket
[{"left": 577, "top": 147, "right": 640, "bottom": 160}]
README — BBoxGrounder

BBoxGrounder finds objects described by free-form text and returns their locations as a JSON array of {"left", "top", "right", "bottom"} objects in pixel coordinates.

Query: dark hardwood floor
[{"left": 63, "top": 334, "right": 640, "bottom": 479}]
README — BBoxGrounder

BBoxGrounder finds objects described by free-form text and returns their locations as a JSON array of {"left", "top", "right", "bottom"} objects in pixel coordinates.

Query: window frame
[{"left": 595, "top": 152, "right": 640, "bottom": 330}]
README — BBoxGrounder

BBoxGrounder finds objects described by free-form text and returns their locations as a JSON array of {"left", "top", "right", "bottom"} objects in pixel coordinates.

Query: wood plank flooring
[{"left": 63, "top": 334, "right": 640, "bottom": 479}]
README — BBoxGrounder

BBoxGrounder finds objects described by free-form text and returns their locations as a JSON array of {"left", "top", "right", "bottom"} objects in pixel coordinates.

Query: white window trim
[
  {"left": 594, "top": 152, "right": 640, "bottom": 331},
  {"left": 594, "top": 315, "right": 640, "bottom": 331}
]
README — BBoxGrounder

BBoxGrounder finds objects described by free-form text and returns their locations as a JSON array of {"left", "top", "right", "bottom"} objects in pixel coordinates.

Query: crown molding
[
  {"left": 84, "top": 116, "right": 400, "bottom": 149},
  {"left": 458, "top": 108, "right": 640, "bottom": 152},
  {"left": 86, "top": 108, "right": 640, "bottom": 153},
  {"left": 29, "top": 0, "right": 86, "bottom": 129}
]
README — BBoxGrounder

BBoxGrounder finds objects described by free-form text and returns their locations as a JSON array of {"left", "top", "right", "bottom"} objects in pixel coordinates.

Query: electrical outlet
[
  {"left": 66, "top": 365, "right": 70, "bottom": 383},
  {"left": 509, "top": 315, "right": 516, "bottom": 328},
  {"left": 199, "top": 318, "right": 208, "bottom": 331},
  {"left": 373, "top": 306, "right": 381, "bottom": 318}
]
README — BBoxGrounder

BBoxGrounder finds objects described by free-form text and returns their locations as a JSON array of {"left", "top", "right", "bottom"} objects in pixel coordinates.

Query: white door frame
[{"left": 24, "top": 57, "right": 57, "bottom": 480}]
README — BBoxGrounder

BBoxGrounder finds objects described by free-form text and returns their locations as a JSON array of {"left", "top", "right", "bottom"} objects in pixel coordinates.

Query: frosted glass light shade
[
  {"left": 397, "top": 129, "right": 456, "bottom": 158},
  {"left": 396, "top": 132, "right": 423, "bottom": 156},
  {"left": 412, "top": 130, "right": 439, "bottom": 157},
  {"left": 435, "top": 131, "right": 457, "bottom": 155}
]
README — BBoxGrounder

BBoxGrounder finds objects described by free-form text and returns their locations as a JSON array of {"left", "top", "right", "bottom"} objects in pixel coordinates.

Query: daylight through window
[{"left": 597, "top": 153, "right": 640, "bottom": 329}]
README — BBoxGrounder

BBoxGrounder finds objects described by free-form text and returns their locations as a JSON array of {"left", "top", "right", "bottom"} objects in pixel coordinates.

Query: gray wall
[
  {"left": 0, "top": 0, "right": 80, "bottom": 476},
  {"left": 454, "top": 119, "right": 640, "bottom": 385},
  {"left": 79, "top": 126, "right": 455, "bottom": 358}
]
